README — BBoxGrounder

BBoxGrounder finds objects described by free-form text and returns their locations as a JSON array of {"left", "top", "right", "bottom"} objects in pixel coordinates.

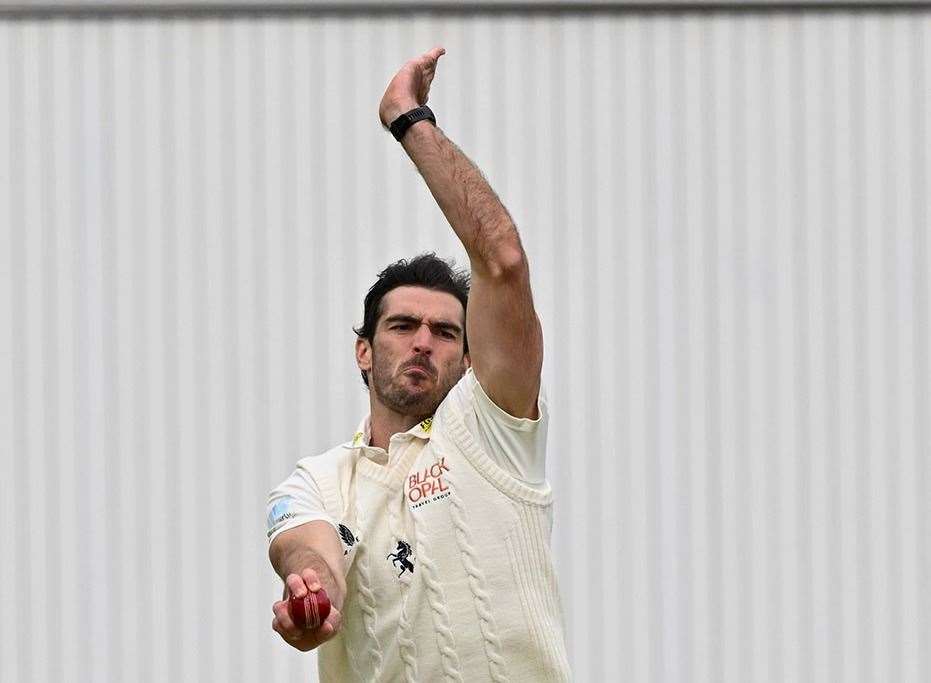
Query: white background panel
[{"left": 1, "top": 7, "right": 929, "bottom": 682}]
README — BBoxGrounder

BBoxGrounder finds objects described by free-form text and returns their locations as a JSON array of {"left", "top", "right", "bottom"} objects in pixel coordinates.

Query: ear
[{"left": 356, "top": 337, "right": 372, "bottom": 375}]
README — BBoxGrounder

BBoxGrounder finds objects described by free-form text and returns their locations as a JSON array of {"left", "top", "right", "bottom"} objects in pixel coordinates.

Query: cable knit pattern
[
  {"left": 447, "top": 487, "right": 509, "bottom": 682},
  {"left": 387, "top": 487, "right": 420, "bottom": 683},
  {"left": 416, "top": 540, "right": 464, "bottom": 682},
  {"left": 396, "top": 593, "right": 420, "bottom": 683},
  {"left": 352, "top": 499, "right": 384, "bottom": 679},
  {"left": 504, "top": 505, "right": 571, "bottom": 682},
  {"left": 271, "top": 369, "right": 571, "bottom": 681}
]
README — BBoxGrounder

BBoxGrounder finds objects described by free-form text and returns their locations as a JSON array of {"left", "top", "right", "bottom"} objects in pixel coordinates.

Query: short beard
[{"left": 370, "top": 349, "right": 464, "bottom": 417}]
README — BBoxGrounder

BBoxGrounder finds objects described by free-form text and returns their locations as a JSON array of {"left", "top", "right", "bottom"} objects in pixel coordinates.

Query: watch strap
[{"left": 388, "top": 105, "right": 436, "bottom": 141}]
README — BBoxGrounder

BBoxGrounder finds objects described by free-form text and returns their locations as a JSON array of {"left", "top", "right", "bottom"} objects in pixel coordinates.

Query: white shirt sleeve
[
  {"left": 466, "top": 370, "right": 549, "bottom": 487},
  {"left": 266, "top": 460, "right": 338, "bottom": 544}
]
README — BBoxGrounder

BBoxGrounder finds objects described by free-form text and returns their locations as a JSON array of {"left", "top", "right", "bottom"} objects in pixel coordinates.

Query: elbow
[
  {"left": 476, "top": 241, "right": 528, "bottom": 281},
  {"left": 268, "top": 538, "right": 285, "bottom": 576}
]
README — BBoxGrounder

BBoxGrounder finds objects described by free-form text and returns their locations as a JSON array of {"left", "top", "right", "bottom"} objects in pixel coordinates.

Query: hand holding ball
[{"left": 288, "top": 588, "right": 331, "bottom": 630}]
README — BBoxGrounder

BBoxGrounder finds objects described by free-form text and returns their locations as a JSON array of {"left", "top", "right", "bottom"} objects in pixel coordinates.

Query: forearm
[
  {"left": 270, "top": 538, "right": 346, "bottom": 608},
  {"left": 401, "top": 122, "right": 527, "bottom": 275},
  {"left": 275, "top": 548, "right": 346, "bottom": 605}
]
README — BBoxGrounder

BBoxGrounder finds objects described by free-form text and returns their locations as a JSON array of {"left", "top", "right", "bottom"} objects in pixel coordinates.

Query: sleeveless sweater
[{"left": 272, "top": 370, "right": 571, "bottom": 682}]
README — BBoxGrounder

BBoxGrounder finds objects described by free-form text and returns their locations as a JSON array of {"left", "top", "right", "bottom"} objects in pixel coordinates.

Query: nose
[{"left": 411, "top": 322, "right": 434, "bottom": 354}]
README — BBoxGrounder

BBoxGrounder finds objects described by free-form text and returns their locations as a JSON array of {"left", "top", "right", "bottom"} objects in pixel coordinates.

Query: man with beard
[{"left": 266, "top": 47, "right": 570, "bottom": 682}]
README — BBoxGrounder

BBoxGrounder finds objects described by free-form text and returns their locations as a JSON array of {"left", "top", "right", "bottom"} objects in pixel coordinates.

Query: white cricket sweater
[{"left": 267, "top": 369, "right": 571, "bottom": 682}]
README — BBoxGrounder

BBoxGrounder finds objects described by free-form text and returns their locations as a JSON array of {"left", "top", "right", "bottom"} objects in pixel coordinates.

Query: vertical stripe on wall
[{"left": 1, "top": 9, "right": 929, "bottom": 683}]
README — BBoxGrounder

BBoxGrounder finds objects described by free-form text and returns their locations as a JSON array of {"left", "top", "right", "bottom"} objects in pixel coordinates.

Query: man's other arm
[
  {"left": 269, "top": 521, "right": 346, "bottom": 651},
  {"left": 380, "top": 48, "right": 543, "bottom": 419}
]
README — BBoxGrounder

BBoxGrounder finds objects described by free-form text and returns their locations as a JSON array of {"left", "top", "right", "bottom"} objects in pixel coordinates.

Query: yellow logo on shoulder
[
  {"left": 419, "top": 417, "right": 433, "bottom": 433},
  {"left": 352, "top": 431, "right": 365, "bottom": 447}
]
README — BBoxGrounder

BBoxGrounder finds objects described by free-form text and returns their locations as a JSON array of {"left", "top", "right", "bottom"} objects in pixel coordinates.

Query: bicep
[{"left": 466, "top": 252, "right": 543, "bottom": 419}]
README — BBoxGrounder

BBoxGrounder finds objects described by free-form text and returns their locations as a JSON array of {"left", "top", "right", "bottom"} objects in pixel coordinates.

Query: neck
[{"left": 368, "top": 399, "right": 431, "bottom": 451}]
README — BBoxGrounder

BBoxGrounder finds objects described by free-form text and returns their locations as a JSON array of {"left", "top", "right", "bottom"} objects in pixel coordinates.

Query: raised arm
[{"left": 379, "top": 47, "right": 543, "bottom": 419}]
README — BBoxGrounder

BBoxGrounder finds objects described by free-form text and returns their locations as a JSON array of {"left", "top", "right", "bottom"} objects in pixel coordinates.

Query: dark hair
[{"left": 354, "top": 253, "right": 470, "bottom": 387}]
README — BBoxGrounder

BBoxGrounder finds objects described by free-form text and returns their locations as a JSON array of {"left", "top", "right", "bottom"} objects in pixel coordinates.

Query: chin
[
  {"left": 405, "top": 389, "right": 435, "bottom": 406},
  {"left": 382, "top": 386, "right": 432, "bottom": 412}
]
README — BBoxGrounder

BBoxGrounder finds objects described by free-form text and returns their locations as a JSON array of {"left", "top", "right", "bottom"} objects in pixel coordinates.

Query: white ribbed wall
[{"left": 1, "top": 8, "right": 929, "bottom": 683}]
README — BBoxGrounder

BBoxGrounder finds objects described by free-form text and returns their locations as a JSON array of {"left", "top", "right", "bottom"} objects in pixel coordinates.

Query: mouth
[{"left": 402, "top": 365, "right": 433, "bottom": 379}]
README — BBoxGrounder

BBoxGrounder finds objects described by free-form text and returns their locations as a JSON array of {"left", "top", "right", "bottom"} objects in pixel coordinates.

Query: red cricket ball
[{"left": 288, "top": 589, "right": 331, "bottom": 630}]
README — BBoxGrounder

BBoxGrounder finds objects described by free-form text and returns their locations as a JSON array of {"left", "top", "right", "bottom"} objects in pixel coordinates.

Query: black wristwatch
[{"left": 388, "top": 105, "right": 436, "bottom": 141}]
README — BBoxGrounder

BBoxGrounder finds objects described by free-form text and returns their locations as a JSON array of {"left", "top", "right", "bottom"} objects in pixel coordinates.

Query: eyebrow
[{"left": 383, "top": 314, "right": 463, "bottom": 335}]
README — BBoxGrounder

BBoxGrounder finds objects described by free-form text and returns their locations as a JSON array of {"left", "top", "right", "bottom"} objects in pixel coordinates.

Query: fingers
[
  {"left": 378, "top": 47, "right": 447, "bottom": 126},
  {"left": 415, "top": 47, "right": 444, "bottom": 104},
  {"left": 419, "top": 47, "right": 445, "bottom": 76},
  {"left": 285, "top": 573, "right": 305, "bottom": 598},
  {"left": 325, "top": 605, "right": 343, "bottom": 634},
  {"left": 272, "top": 598, "right": 306, "bottom": 646},
  {"left": 285, "top": 569, "right": 319, "bottom": 599},
  {"left": 271, "top": 600, "right": 342, "bottom": 652},
  {"left": 272, "top": 598, "right": 297, "bottom": 632},
  {"left": 274, "top": 568, "right": 330, "bottom": 643},
  {"left": 316, "top": 605, "right": 342, "bottom": 643},
  {"left": 272, "top": 615, "right": 318, "bottom": 651},
  {"left": 423, "top": 46, "right": 446, "bottom": 63},
  {"left": 301, "top": 567, "right": 322, "bottom": 593}
]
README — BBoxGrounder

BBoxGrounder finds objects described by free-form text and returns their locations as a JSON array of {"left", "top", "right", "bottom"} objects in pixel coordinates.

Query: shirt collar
[
  {"left": 344, "top": 416, "right": 371, "bottom": 449},
  {"left": 410, "top": 416, "right": 434, "bottom": 440},
  {"left": 342, "top": 414, "right": 434, "bottom": 450}
]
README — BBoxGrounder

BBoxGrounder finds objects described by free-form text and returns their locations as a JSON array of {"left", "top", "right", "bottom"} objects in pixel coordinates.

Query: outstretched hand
[
  {"left": 379, "top": 46, "right": 446, "bottom": 127},
  {"left": 271, "top": 568, "right": 343, "bottom": 652}
]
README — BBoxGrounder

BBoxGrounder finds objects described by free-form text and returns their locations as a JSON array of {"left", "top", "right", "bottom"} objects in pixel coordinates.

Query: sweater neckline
[{"left": 355, "top": 442, "right": 422, "bottom": 488}]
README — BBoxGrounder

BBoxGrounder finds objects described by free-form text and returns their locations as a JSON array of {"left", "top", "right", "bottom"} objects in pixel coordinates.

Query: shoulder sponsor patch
[{"left": 266, "top": 497, "right": 297, "bottom": 538}]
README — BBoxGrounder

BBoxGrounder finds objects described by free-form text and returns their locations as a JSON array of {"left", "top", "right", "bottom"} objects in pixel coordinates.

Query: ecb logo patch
[{"left": 266, "top": 497, "right": 296, "bottom": 538}]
